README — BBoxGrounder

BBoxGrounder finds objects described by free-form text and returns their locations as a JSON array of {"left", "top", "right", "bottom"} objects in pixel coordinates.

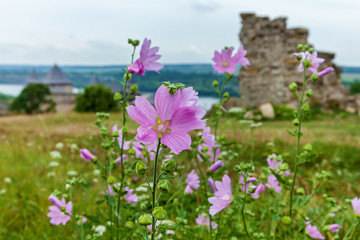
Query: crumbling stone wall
[{"left": 238, "top": 13, "right": 360, "bottom": 111}]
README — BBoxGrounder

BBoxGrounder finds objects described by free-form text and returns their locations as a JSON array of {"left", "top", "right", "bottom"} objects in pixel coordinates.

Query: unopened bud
[
  {"left": 125, "top": 221, "right": 134, "bottom": 228},
  {"left": 302, "top": 59, "right": 311, "bottom": 69},
  {"left": 289, "top": 82, "right": 298, "bottom": 91},
  {"left": 124, "top": 73, "right": 132, "bottom": 82},
  {"left": 282, "top": 216, "right": 291, "bottom": 224},
  {"left": 292, "top": 118, "right": 300, "bottom": 126},
  {"left": 162, "top": 158, "right": 176, "bottom": 172},
  {"left": 301, "top": 103, "right": 310, "bottom": 112},
  {"left": 128, "top": 149, "right": 136, "bottom": 156},
  {"left": 311, "top": 74, "right": 319, "bottom": 82},
  {"left": 107, "top": 176, "right": 115, "bottom": 185},
  {"left": 309, "top": 48, "right": 314, "bottom": 54},
  {"left": 213, "top": 80, "right": 219, "bottom": 88},
  {"left": 130, "top": 84, "right": 138, "bottom": 93},
  {"left": 136, "top": 161, "right": 147, "bottom": 175},
  {"left": 153, "top": 206, "right": 167, "bottom": 220},
  {"left": 112, "top": 131, "right": 119, "bottom": 138},
  {"left": 279, "top": 163, "right": 289, "bottom": 171},
  {"left": 158, "top": 179, "right": 171, "bottom": 193},
  {"left": 297, "top": 43, "right": 304, "bottom": 51},
  {"left": 304, "top": 143, "right": 313, "bottom": 152},
  {"left": 306, "top": 89, "right": 313, "bottom": 97},
  {"left": 138, "top": 214, "right": 152, "bottom": 225},
  {"left": 223, "top": 92, "right": 230, "bottom": 99},
  {"left": 296, "top": 188, "right": 305, "bottom": 195}
]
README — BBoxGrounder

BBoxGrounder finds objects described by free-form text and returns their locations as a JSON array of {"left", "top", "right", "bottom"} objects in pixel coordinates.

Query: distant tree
[
  {"left": 350, "top": 80, "right": 360, "bottom": 95},
  {"left": 10, "top": 83, "right": 56, "bottom": 114},
  {"left": 75, "top": 85, "right": 118, "bottom": 112}
]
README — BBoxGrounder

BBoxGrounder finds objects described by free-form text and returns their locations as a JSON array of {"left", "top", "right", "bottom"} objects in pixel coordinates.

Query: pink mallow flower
[
  {"left": 239, "top": 176, "right": 264, "bottom": 199},
  {"left": 128, "top": 38, "right": 163, "bottom": 76},
  {"left": 267, "top": 153, "right": 282, "bottom": 170},
  {"left": 106, "top": 185, "right": 137, "bottom": 204},
  {"left": 47, "top": 195, "right": 72, "bottom": 225},
  {"left": 196, "top": 213, "right": 218, "bottom": 229},
  {"left": 305, "top": 224, "right": 325, "bottom": 240},
  {"left": 295, "top": 51, "right": 325, "bottom": 74},
  {"left": 210, "top": 160, "right": 224, "bottom": 172},
  {"left": 185, "top": 170, "right": 200, "bottom": 194},
  {"left": 251, "top": 184, "right": 265, "bottom": 199},
  {"left": 126, "top": 85, "right": 206, "bottom": 154},
  {"left": 329, "top": 224, "right": 341, "bottom": 233},
  {"left": 208, "top": 175, "right": 232, "bottom": 216},
  {"left": 212, "top": 46, "right": 250, "bottom": 74},
  {"left": 352, "top": 197, "right": 360, "bottom": 215},
  {"left": 80, "top": 149, "right": 96, "bottom": 162},
  {"left": 265, "top": 174, "right": 281, "bottom": 193}
]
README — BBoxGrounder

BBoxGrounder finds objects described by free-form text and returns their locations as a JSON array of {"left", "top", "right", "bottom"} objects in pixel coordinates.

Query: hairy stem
[
  {"left": 151, "top": 138, "right": 162, "bottom": 240},
  {"left": 289, "top": 68, "right": 307, "bottom": 217}
]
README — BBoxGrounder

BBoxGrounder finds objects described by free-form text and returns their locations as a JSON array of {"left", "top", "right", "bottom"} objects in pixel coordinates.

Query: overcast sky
[{"left": 0, "top": 0, "right": 359, "bottom": 66}]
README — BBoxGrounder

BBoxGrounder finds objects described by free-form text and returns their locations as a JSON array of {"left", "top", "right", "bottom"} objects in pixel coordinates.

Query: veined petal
[
  {"left": 161, "top": 131, "right": 191, "bottom": 154},
  {"left": 154, "top": 85, "right": 181, "bottom": 121},
  {"left": 127, "top": 96, "right": 157, "bottom": 126},
  {"left": 136, "top": 126, "right": 158, "bottom": 144},
  {"left": 169, "top": 106, "right": 206, "bottom": 132}
]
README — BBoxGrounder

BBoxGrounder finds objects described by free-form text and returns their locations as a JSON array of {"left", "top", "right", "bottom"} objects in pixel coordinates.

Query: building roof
[
  {"left": 27, "top": 70, "right": 41, "bottom": 84},
  {"left": 42, "top": 65, "right": 72, "bottom": 85},
  {"left": 90, "top": 75, "right": 100, "bottom": 85}
]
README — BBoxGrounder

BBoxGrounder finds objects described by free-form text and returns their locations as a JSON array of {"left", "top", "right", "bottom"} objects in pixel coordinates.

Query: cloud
[{"left": 191, "top": 0, "right": 220, "bottom": 12}]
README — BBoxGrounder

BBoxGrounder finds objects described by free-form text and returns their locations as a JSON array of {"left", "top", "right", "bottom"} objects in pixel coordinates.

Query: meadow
[{"left": 1, "top": 111, "right": 359, "bottom": 239}]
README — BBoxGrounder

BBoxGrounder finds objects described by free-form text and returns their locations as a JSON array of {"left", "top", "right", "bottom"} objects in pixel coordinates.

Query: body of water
[{"left": 0, "top": 84, "right": 218, "bottom": 110}]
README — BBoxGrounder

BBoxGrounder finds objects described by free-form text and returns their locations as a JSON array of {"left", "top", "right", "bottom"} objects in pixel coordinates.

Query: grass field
[{"left": 0, "top": 112, "right": 359, "bottom": 239}]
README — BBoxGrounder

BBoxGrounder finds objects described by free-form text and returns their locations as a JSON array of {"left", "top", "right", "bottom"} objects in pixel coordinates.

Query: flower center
[
  {"left": 222, "top": 194, "right": 230, "bottom": 201},
  {"left": 221, "top": 60, "right": 230, "bottom": 68},
  {"left": 153, "top": 117, "right": 171, "bottom": 138}
]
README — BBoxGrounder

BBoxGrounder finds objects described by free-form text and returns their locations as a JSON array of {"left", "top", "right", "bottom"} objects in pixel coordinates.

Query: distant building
[
  {"left": 26, "top": 65, "right": 75, "bottom": 112},
  {"left": 27, "top": 64, "right": 73, "bottom": 94}
]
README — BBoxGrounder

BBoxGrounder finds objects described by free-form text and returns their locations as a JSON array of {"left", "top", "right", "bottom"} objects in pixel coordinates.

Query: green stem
[
  {"left": 215, "top": 212, "right": 222, "bottom": 240},
  {"left": 151, "top": 138, "right": 162, "bottom": 240},
  {"left": 289, "top": 68, "right": 307, "bottom": 217},
  {"left": 116, "top": 76, "right": 129, "bottom": 240},
  {"left": 344, "top": 219, "right": 359, "bottom": 239},
  {"left": 241, "top": 176, "right": 251, "bottom": 239}
]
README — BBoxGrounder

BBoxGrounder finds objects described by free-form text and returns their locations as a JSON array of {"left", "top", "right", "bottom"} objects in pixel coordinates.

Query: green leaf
[{"left": 269, "top": 169, "right": 286, "bottom": 184}]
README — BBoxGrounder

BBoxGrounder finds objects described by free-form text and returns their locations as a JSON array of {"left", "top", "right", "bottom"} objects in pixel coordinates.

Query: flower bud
[
  {"left": 130, "top": 84, "right": 138, "bottom": 93},
  {"left": 125, "top": 221, "right": 134, "bottom": 229},
  {"left": 301, "top": 103, "right": 310, "bottom": 112},
  {"left": 296, "top": 188, "right": 305, "bottom": 195},
  {"left": 112, "top": 131, "right": 119, "bottom": 138},
  {"left": 279, "top": 163, "right": 289, "bottom": 171},
  {"left": 60, "top": 206, "right": 66, "bottom": 212},
  {"left": 309, "top": 48, "right": 315, "bottom": 54},
  {"left": 158, "top": 179, "right": 171, "bottom": 193},
  {"left": 304, "top": 143, "right": 313, "bottom": 152},
  {"left": 138, "top": 214, "right": 152, "bottom": 225},
  {"left": 297, "top": 43, "right": 304, "bottom": 51},
  {"left": 153, "top": 206, "right": 167, "bottom": 220},
  {"left": 311, "top": 74, "right": 319, "bottom": 82},
  {"left": 202, "top": 146, "right": 209, "bottom": 152},
  {"left": 124, "top": 73, "right": 132, "bottom": 82},
  {"left": 94, "top": 119, "right": 102, "bottom": 127},
  {"left": 128, "top": 149, "right": 136, "bottom": 156},
  {"left": 113, "top": 92, "right": 122, "bottom": 101},
  {"left": 223, "top": 92, "right": 230, "bottom": 99},
  {"left": 302, "top": 59, "right": 311, "bottom": 69},
  {"left": 292, "top": 118, "right": 300, "bottom": 126},
  {"left": 107, "top": 176, "right": 115, "bottom": 185},
  {"left": 162, "top": 158, "right": 176, "bottom": 173},
  {"left": 306, "top": 89, "right": 313, "bottom": 97},
  {"left": 304, "top": 44, "right": 310, "bottom": 51},
  {"left": 136, "top": 161, "right": 147, "bottom": 175},
  {"left": 282, "top": 216, "right": 291, "bottom": 224},
  {"left": 122, "top": 126, "right": 129, "bottom": 134},
  {"left": 100, "top": 126, "right": 108, "bottom": 137},
  {"left": 213, "top": 80, "right": 219, "bottom": 88},
  {"left": 289, "top": 82, "right": 298, "bottom": 91}
]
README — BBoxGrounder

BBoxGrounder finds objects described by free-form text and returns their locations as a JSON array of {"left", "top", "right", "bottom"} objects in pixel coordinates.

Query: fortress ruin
[{"left": 238, "top": 13, "right": 360, "bottom": 112}]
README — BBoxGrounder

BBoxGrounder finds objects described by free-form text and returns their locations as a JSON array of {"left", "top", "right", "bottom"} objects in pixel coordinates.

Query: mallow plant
[{"left": 47, "top": 39, "right": 360, "bottom": 240}]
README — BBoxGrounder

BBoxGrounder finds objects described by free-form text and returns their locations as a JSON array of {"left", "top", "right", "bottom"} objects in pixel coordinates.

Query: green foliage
[
  {"left": 75, "top": 85, "right": 118, "bottom": 112},
  {"left": 349, "top": 80, "right": 360, "bottom": 94},
  {"left": 9, "top": 83, "right": 56, "bottom": 114},
  {"left": 0, "top": 92, "right": 14, "bottom": 102}
]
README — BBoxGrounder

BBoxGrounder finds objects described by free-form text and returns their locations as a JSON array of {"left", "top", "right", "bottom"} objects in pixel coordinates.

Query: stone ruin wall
[{"left": 238, "top": 13, "right": 360, "bottom": 112}]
